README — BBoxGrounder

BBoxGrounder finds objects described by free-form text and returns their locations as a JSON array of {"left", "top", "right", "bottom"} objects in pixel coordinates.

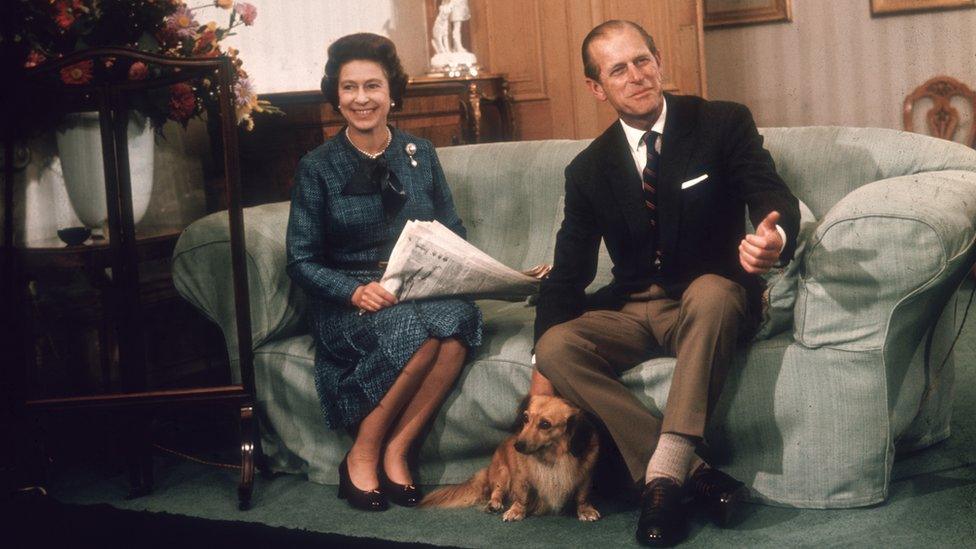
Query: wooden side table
[
  {"left": 409, "top": 73, "right": 516, "bottom": 144},
  {"left": 9, "top": 49, "right": 259, "bottom": 509}
]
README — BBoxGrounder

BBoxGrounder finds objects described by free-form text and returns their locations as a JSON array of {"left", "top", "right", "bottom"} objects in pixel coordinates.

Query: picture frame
[
  {"left": 870, "top": 0, "right": 976, "bottom": 16},
  {"left": 703, "top": 0, "right": 793, "bottom": 28}
]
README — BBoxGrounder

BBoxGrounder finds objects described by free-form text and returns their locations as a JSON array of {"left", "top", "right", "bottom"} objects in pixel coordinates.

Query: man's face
[{"left": 585, "top": 26, "right": 665, "bottom": 129}]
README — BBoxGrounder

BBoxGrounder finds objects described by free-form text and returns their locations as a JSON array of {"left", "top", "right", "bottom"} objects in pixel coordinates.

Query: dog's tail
[{"left": 419, "top": 468, "right": 489, "bottom": 508}]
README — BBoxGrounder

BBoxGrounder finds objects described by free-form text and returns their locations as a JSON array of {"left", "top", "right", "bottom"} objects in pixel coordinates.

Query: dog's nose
[{"left": 514, "top": 440, "right": 527, "bottom": 454}]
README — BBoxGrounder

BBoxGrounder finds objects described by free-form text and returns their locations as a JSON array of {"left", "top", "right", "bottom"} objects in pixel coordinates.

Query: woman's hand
[{"left": 352, "top": 282, "right": 398, "bottom": 313}]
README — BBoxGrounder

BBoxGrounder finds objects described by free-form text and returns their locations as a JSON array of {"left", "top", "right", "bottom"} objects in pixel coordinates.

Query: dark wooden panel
[{"left": 240, "top": 77, "right": 512, "bottom": 206}]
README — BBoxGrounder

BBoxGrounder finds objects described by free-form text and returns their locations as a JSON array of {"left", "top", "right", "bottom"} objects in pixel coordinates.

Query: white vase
[{"left": 55, "top": 111, "right": 155, "bottom": 230}]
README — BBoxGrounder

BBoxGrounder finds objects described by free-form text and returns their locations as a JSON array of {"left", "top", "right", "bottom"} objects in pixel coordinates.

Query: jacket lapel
[
  {"left": 601, "top": 123, "right": 651, "bottom": 243},
  {"left": 657, "top": 94, "right": 697, "bottom": 262}
]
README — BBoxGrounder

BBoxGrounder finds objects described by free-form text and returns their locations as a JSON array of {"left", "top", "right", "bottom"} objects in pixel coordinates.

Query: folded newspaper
[{"left": 379, "top": 220, "right": 540, "bottom": 301}]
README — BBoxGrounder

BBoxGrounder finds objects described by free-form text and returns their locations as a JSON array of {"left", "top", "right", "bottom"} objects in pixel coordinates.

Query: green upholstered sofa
[{"left": 172, "top": 127, "right": 976, "bottom": 508}]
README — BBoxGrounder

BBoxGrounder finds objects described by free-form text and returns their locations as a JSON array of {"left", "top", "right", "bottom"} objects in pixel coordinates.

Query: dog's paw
[
  {"left": 576, "top": 503, "right": 601, "bottom": 522},
  {"left": 485, "top": 499, "right": 504, "bottom": 514},
  {"left": 502, "top": 507, "right": 525, "bottom": 522}
]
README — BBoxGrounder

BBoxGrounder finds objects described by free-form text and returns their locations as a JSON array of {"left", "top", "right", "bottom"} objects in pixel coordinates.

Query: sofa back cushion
[
  {"left": 759, "top": 126, "right": 976, "bottom": 218},
  {"left": 436, "top": 140, "right": 588, "bottom": 271}
]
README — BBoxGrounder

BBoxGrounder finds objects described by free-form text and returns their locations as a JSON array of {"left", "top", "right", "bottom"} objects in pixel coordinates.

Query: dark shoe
[
  {"left": 380, "top": 470, "right": 423, "bottom": 507},
  {"left": 337, "top": 454, "right": 388, "bottom": 511},
  {"left": 635, "top": 477, "right": 688, "bottom": 547},
  {"left": 688, "top": 465, "right": 748, "bottom": 527}
]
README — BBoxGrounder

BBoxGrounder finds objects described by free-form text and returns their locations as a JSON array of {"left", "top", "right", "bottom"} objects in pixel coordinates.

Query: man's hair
[
  {"left": 581, "top": 20, "right": 659, "bottom": 81},
  {"left": 320, "top": 33, "right": 407, "bottom": 114}
]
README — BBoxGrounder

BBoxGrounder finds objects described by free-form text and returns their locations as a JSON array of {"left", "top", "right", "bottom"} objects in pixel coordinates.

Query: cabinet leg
[{"left": 238, "top": 404, "right": 254, "bottom": 510}]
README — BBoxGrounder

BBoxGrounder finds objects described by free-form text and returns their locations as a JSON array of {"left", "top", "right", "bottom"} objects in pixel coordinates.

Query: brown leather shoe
[
  {"left": 687, "top": 465, "right": 748, "bottom": 527},
  {"left": 635, "top": 477, "right": 688, "bottom": 547}
]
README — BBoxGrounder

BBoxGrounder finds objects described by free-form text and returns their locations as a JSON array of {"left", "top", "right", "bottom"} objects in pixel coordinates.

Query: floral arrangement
[{"left": 15, "top": 0, "right": 278, "bottom": 130}]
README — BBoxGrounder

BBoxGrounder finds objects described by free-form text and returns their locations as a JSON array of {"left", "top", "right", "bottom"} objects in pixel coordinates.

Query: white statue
[
  {"left": 429, "top": 0, "right": 478, "bottom": 77},
  {"left": 449, "top": 0, "right": 471, "bottom": 54},
  {"left": 431, "top": 2, "right": 451, "bottom": 55}
]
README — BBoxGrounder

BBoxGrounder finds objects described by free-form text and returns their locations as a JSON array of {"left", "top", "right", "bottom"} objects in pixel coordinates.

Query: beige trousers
[{"left": 535, "top": 274, "right": 750, "bottom": 485}]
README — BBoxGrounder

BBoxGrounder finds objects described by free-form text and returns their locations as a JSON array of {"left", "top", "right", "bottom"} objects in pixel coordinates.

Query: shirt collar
[{"left": 619, "top": 95, "right": 668, "bottom": 153}]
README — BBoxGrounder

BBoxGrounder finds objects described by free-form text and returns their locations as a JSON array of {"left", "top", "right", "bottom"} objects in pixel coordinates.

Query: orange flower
[
  {"left": 60, "top": 59, "right": 94, "bottom": 85},
  {"left": 214, "top": 0, "right": 234, "bottom": 9},
  {"left": 24, "top": 50, "right": 47, "bottom": 69},
  {"left": 193, "top": 23, "right": 220, "bottom": 57},
  {"left": 53, "top": 0, "right": 86, "bottom": 30}
]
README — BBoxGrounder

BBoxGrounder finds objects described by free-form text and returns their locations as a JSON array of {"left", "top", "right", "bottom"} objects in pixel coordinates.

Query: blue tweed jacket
[{"left": 286, "top": 127, "right": 466, "bottom": 305}]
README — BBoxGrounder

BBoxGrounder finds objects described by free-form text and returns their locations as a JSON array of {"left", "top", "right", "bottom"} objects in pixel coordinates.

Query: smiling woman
[{"left": 286, "top": 33, "right": 483, "bottom": 513}]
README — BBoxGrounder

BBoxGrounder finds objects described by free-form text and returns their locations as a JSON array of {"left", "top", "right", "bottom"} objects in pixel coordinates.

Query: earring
[{"left": 390, "top": 101, "right": 396, "bottom": 107}]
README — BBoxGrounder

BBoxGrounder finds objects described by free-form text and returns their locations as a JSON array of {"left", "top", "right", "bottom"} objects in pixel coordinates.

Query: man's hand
[
  {"left": 739, "top": 211, "right": 783, "bottom": 275},
  {"left": 351, "top": 282, "right": 397, "bottom": 313}
]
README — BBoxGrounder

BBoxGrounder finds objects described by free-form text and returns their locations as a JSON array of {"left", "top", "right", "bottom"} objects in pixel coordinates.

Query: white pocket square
[{"left": 681, "top": 174, "right": 709, "bottom": 189}]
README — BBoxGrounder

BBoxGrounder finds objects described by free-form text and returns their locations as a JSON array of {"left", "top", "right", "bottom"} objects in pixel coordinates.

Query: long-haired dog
[{"left": 420, "top": 395, "right": 601, "bottom": 522}]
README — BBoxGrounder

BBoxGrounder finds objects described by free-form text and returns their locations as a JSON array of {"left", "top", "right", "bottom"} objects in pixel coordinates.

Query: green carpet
[{"left": 35, "top": 285, "right": 976, "bottom": 548}]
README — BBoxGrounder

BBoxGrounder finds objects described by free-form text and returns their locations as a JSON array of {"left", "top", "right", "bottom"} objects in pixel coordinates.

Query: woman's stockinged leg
[
  {"left": 383, "top": 337, "right": 467, "bottom": 485},
  {"left": 347, "top": 338, "right": 441, "bottom": 490}
]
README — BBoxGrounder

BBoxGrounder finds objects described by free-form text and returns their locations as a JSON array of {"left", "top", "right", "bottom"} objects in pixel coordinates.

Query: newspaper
[{"left": 379, "top": 220, "right": 540, "bottom": 301}]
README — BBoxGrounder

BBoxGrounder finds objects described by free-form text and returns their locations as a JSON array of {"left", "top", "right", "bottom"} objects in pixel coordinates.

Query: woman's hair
[{"left": 320, "top": 33, "right": 408, "bottom": 113}]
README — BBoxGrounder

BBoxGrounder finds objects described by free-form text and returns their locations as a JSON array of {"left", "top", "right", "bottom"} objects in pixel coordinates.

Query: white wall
[
  {"left": 704, "top": 0, "right": 976, "bottom": 132},
  {"left": 220, "top": 0, "right": 430, "bottom": 93}
]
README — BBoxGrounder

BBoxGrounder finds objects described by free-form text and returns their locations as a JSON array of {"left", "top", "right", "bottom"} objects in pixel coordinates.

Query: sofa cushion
[{"left": 794, "top": 170, "right": 976, "bottom": 351}]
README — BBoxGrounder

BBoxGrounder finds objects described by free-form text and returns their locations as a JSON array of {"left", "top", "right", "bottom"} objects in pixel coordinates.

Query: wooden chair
[{"left": 903, "top": 75, "right": 976, "bottom": 148}]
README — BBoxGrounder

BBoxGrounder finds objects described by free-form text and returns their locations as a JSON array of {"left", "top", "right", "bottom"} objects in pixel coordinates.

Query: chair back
[{"left": 903, "top": 75, "right": 976, "bottom": 148}]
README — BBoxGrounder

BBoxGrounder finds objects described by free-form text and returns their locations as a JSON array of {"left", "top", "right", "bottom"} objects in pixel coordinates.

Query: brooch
[{"left": 405, "top": 143, "right": 418, "bottom": 167}]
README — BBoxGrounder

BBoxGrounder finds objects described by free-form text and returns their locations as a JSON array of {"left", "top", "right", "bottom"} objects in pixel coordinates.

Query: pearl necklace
[{"left": 346, "top": 126, "right": 392, "bottom": 159}]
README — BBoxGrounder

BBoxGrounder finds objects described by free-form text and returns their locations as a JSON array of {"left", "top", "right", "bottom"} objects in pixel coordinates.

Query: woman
[{"left": 286, "top": 33, "right": 482, "bottom": 512}]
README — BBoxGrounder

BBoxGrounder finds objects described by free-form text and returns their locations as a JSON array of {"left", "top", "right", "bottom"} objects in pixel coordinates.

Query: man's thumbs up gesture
[{"left": 739, "top": 211, "right": 784, "bottom": 275}]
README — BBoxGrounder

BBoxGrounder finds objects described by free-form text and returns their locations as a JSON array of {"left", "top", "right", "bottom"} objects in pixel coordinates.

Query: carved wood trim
[{"left": 903, "top": 75, "right": 976, "bottom": 148}]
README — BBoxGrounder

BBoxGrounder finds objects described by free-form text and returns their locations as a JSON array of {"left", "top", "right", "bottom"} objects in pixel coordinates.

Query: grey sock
[{"left": 645, "top": 433, "right": 697, "bottom": 485}]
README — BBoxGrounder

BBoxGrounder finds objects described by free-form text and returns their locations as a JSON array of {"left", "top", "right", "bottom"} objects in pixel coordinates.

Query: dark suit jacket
[{"left": 534, "top": 94, "right": 800, "bottom": 343}]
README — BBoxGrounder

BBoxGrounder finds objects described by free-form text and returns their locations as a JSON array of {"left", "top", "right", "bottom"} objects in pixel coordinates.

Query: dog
[{"left": 420, "top": 395, "right": 601, "bottom": 522}]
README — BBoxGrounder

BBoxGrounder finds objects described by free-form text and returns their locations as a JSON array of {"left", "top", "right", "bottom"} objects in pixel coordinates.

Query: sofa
[{"left": 172, "top": 126, "right": 976, "bottom": 508}]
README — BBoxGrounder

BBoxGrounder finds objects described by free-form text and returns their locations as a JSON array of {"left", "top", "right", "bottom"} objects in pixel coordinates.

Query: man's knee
[
  {"left": 683, "top": 274, "right": 747, "bottom": 319},
  {"left": 535, "top": 323, "right": 591, "bottom": 379}
]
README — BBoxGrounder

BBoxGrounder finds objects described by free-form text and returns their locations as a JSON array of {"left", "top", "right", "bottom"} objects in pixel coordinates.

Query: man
[{"left": 531, "top": 20, "right": 799, "bottom": 546}]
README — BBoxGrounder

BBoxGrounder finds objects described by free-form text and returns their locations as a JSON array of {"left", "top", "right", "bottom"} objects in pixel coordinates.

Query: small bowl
[{"left": 57, "top": 226, "right": 92, "bottom": 246}]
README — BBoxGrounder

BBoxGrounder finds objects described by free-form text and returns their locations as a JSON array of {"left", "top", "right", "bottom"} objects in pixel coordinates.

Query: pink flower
[
  {"left": 169, "top": 82, "right": 197, "bottom": 123},
  {"left": 234, "top": 2, "right": 257, "bottom": 26},
  {"left": 165, "top": 5, "right": 198, "bottom": 39},
  {"left": 60, "top": 59, "right": 94, "bottom": 85},
  {"left": 128, "top": 61, "right": 148, "bottom": 80}
]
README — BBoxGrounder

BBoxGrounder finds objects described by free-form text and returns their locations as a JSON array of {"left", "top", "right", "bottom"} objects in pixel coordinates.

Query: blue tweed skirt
[{"left": 310, "top": 270, "right": 483, "bottom": 430}]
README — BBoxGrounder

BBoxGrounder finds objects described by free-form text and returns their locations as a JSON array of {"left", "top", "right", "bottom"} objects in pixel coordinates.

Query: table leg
[{"left": 238, "top": 403, "right": 255, "bottom": 510}]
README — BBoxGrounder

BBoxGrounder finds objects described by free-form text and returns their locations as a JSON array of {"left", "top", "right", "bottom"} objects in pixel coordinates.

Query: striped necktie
[
  {"left": 642, "top": 130, "right": 661, "bottom": 226},
  {"left": 642, "top": 131, "right": 664, "bottom": 270}
]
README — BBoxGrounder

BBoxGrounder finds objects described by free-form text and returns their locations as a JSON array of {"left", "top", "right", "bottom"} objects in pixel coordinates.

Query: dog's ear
[
  {"left": 568, "top": 411, "right": 596, "bottom": 458},
  {"left": 509, "top": 395, "right": 532, "bottom": 432}
]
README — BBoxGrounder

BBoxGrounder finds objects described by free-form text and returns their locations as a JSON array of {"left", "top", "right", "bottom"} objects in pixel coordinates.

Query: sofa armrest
[
  {"left": 172, "top": 201, "right": 306, "bottom": 382},
  {"left": 794, "top": 170, "right": 976, "bottom": 352}
]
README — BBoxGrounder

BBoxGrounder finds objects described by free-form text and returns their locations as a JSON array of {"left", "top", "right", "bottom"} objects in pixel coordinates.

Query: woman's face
[{"left": 337, "top": 59, "right": 391, "bottom": 135}]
